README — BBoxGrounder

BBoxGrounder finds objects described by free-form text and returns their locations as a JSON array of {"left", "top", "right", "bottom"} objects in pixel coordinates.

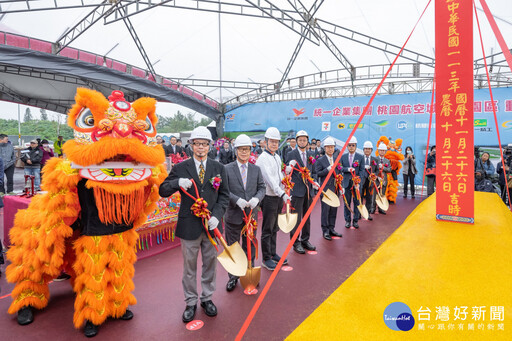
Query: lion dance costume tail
[{"left": 6, "top": 88, "right": 167, "bottom": 332}]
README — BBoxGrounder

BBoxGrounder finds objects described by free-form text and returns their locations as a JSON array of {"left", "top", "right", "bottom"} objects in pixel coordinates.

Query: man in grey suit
[
  {"left": 159, "top": 126, "right": 229, "bottom": 323},
  {"left": 224, "top": 134, "right": 266, "bottom": 292},
  {"left": 373, "top": 142, "right": 392, "bottom": 215},
  {"left": 360, "top": 141, "right": 379, "bottom": 221}
]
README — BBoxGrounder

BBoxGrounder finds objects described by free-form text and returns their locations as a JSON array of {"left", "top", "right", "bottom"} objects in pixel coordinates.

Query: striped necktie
[
  {"left": 241, "top": 163, "right": 247, "bottom": 189},
  {"left": 199, "top": 162, "right": 205, "bottom": 184}
]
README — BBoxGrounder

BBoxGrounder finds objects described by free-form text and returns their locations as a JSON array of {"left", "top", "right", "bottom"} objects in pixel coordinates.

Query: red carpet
[{"left": 0, "top": 196, "right": 422, "bottom": 340}]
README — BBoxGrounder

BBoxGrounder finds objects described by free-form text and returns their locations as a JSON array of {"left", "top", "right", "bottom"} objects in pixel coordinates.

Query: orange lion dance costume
[
  {"left": 6, "top": 88, "right": 167, "bottom": 336},
  {"left": 375, "top": 136, "right": 404, "bottom": 203}
]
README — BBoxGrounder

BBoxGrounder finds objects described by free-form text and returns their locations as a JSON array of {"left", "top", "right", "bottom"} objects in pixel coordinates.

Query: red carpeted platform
[{"left": 0, "top": 196, "right": 423, "bottom": 340}]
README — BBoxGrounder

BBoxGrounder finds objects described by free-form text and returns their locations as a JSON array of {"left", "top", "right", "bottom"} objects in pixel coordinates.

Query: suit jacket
[
  {"left": 315, "top": 152, "right": 341, "bottom": 192},
  {"left": 159, "top": 158, "right": 229, "bottom": 240},
  {"left": 287, "top": 148, "right": 317, "bottom": 198},
  {"left": 166, "top": 144, "right": 184, "bottom": 157},
  {"left": 219, "top": 148, "right": 235, "bottom": 165},
  {"left": 360, "top": 155, "right": 379, "bottom": 181},
  {"left": 224, "top": 162, "right": 266, "bottom": 225},
  {"left": 340, "top": 152, "right": 365, "bottom": 188}
]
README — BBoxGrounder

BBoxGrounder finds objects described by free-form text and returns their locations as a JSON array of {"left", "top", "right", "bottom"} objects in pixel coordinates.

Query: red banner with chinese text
[{"left": 435, "top": 0, "right": 474, "bottom": 223}]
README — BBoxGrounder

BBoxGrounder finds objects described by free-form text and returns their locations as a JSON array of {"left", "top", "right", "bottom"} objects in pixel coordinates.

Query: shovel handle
[
  {"left": 213, "top": 228, "right": 228, "bottom": 249},
  {"left": 246, "top": 233, "right": 252, "bottom": 266}
]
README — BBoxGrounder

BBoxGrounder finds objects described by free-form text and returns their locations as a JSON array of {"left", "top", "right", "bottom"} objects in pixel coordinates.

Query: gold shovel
[
  {"left": 240, "top": 232, "right": 260, "bottom": 291},
  {"left": 373, "top": 180, "right": 389, "bottom": 211},
  {"left": 278, "top": 199, "right": 297, "bottom": 233},
  {"left": 321, "top": 188, "right": 341, "bottom": 207},
  {"left": 212, "top": 228, "right": 248, "bottom": 277}
]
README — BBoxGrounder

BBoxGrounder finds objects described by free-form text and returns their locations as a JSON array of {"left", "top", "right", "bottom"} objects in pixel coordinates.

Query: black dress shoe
[
  {"left": 201, "top": 300, "right": 217, "bottom": 317},
  {"left": 293, "top": 244, "right": 306, "bottom": 254},
  {"left": 378, "top": 209, "right": 387, "bottom": 215},
  {"left": 226, "top": 278, "right": 237, "bottom": 292},
  {"left": 182, "top": 305, "right": 197, "bottom": 323},
  {"left": 84, "top": 321, "right": 99, "bottom": 338},
  {"left": 323, "top": 233, "right": 332, "bottom": 241},
  {"left": 302, "top": 241, "right": 316, "bottom": 251},
  {"left": 368, "top": 215, "right": 373, "bottom": 221},
  {"left": 119, "top": 309, "right": 133, "bottom": 320},
  {"left": 345, "top": 221, "right": 351, "bottom": 228},
  {"left": 330, "top": 230, "right": 343, "bottom": 238},
  {"left": 352, "top": 221, "right": 359, "bottom": 229},
  {"left": 17, "top": 306, "right": 33, "bottom": 326}
]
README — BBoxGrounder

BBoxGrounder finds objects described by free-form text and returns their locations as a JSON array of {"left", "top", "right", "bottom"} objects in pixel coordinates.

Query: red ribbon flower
[
  {"left": 353, "top": 161, "right": 359, "bottom": 168},
  {"left": 209, "top": 174, "right": 222, "bottom": 191},
  {"left": 308, "top": 156, "right": 316, "bottom": 165}
]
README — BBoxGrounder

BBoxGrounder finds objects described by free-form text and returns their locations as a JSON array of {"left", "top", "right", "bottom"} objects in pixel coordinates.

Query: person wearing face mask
[
  {"left": 475, "top": 169, "right": 494, "bottom": 192},
  {"left": 402, "top": 146, "right": 418, "bottom": 199},
  {"left": 426, "top": 146, "right": 436, "bottom": 196}
]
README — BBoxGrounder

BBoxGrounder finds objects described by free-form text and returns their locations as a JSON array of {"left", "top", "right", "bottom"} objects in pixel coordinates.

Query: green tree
[
  {"left": 24, "top": 108, "right": 32, "bottom": 122},
  {"left": 40, "top": 109, "right": 48, "bottom": 121}
]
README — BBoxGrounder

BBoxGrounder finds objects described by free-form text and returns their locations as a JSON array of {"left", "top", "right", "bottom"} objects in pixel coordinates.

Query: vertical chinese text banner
[{"left": 435, "top": 0, "right": 474, "bottom": 223}]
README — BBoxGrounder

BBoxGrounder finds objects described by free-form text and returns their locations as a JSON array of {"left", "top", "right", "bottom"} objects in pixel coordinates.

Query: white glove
[
  {"left": 340, "top": 188, "right": 345, "bottom": 195},
  {"left": 379, "top": 164, "right": 384, "bottom": 169},
  {"left": 289, "top": 160, "right": 297, "bottom": 167},
  {"left": 284, "top": 165, "right": 293, "bottom": 174},
  {"left": 365, "top": 165, "right": 371, "bottom": 170},
  {"left": 179, "top": 178, "right": 192, "bottom": 190},
  {"left": 327, "top": 165, "right": 332, "bottom": 171},
  {"left": 208, "top": 216, "right": 219, "bottom": 230},
  {"left": 248, "top": 197, "right": 259, "bottom": 209},
  {"left": 312, "top": 181, "right": 320, "bottom": 190},
  {"left": 282, "top": 194, "right": 291, "bottom": 203},
  {"left": 236, "top": 198, "right": 249, "bottom": 210},
  {"left": 348, "top": 167, "right": 355, "bottom": 173}
]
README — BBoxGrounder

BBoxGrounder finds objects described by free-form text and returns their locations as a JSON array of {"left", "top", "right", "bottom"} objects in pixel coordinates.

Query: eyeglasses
[
  {"left": 192, "top": 142, "right": 209, "bottom": 147},
  {"left": 348, "top": 144, "right": 356, "bottom": 147},
  {"left": 237, "top": 147, "right": 251, "bottom": 152}
]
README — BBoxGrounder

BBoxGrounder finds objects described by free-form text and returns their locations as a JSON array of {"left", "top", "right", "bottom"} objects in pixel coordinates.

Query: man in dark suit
[
  {"left": 360, "top": 141, "right": 379, "bottom": 221},
  {"left": 166, "top": 135, "right": 184, "bottom": 157},
  {"left": 286, "top": 130, "right": 320, "bottom": 254},
  {"left": 224, "top": 134, "right": 266, "bottom": 292},
  {"left": 340, "top": 136, "right": 365, "bottom": 229},
  {"left": 315, "top": 137, "right": 343, "bottom": 240},
  {"left": 373, "top": 142, "right": 392, "bottom": 215},
  {"left": 159, "top": 126, "right": 229, "bottom": 323},
  {"left": 282, "top": 137, "right": 297, "bottom": 163},
  {"left": 219, "top": 141, "right": 235, "bottom": 164}
]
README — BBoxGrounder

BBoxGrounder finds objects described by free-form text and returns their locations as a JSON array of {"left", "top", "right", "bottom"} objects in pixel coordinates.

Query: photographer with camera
[{"left": 497, "top": 145, "right": 512, "bottom": 204}]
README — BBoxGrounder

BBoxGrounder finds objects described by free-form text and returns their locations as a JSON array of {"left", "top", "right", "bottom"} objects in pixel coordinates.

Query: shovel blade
[
  {"left": 217, "top": 242, "right": 248, "bottom": 277},
  {"left": 321, "top": 189, "right": 340, "bottom": 207},
  {"left": 357, "top": 204, "right": 369, "bottom": 220},
  {"left": 376, "top": 194, "right": 389, "bottom": 211},
  {"left": 240, "top": 266, "right": 261, "bottom": 290},
  {"left": 278, "top": 212, "right": 297, "bottom": 233}
]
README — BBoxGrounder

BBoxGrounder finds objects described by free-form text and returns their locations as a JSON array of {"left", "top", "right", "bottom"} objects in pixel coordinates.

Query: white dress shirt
[
  {"left": 255, "top": 150, "right": 284, "bottom": 197},
  {"left": 193, "top": 156, "right": 207, "bottom": 177}
]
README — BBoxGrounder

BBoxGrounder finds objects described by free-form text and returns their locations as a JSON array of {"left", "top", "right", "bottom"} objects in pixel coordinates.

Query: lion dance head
[{"left": 64, "top": 88, "right": 166, "bottom": 226}]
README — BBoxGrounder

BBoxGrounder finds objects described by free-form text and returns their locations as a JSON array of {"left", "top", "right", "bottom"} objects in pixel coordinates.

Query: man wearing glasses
[
  {"left": 340, "top": 136, "right": 364, "bottom": 229},
  {"left": 255, "top": 127, "right": 290, "bottom": 271},
  {"left": 223, "top": 134, "right": 266, "bottom": 292},
  {"left": 159, "top": 126, "right": 229, "bottom": 323}
]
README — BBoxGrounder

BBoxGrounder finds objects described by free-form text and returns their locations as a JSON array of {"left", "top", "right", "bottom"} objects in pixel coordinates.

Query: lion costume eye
[
  {"left": 76, "top": 108, "right": 95, "bottom": 129},
  {"left": 145, "top": 117, "right": 154, "bottom": 134}
]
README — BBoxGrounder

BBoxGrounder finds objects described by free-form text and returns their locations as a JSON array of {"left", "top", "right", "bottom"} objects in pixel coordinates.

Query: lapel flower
[
  {"left": 336, "top": 163, "right": 342, "bottom": 171},
  {"left": 209, "top": 174, "right": 222, "bottom": 191},
  {"left": 385, "top": 163, "right": 389, "bottom": 167},
  {"left": 353, "top": 161, "right": 359, "bottom": 168},
  {"left": 308, "top": 156, "right": 316, "bottom": 164},
  {"left": 372, "top": 160, "right": 377, "bottom": 166}
]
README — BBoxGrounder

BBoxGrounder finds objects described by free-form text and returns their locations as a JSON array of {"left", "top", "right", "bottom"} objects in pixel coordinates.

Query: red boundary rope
[
  {"left": 474, "top": 0, "right": 512, "bottom": 211},
  {"left": 235, "top": 1, "right": 433, "bottom": 339}
]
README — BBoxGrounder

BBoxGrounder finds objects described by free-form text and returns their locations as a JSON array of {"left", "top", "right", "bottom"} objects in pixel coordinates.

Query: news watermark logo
[{"left": 383, "top": 302, "right": 415, "bottom": 331}]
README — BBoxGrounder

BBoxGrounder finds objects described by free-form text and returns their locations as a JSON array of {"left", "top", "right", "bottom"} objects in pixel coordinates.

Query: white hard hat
[
  {"left": 264, "top": 127, "right": 281, "bottom": 140},
  {"left": 363, "top": 141, "right": 373, "bottom": 149},
  {"left": 323, "top": 137, "right": 335, "bottom": 146},
  {"left": 378, "top": 142, "right": 388, "bottom": 151},
  {"left": 296, "top": 130, "right": 308, "bottom": 138},
  {"left": 190, "top": 126, "right": 212, "bottom": 141},
  {"left": 348, "top": 136, "right": 358, "bottom": 144},
  {"left": 234, "top": 134, "right": 252, "bottom": 148}
]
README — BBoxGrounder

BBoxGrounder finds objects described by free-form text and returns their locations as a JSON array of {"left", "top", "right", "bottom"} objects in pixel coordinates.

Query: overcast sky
[{"left": 0, "top": 0, "right": 511, "bottom": 121}]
